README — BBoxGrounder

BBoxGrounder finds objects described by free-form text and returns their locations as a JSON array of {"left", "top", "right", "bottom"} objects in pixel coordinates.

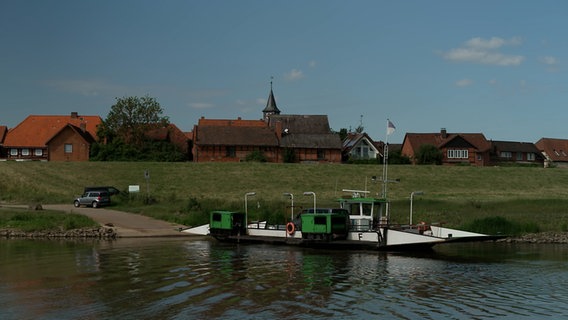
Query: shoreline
[{"left": 497, "top": 232, "right": 568, "bottom": 244}]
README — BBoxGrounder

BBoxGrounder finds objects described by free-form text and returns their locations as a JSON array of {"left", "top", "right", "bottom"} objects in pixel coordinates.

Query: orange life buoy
[{"left": 286, "top": 222, "right": 295, "bottom": 235}]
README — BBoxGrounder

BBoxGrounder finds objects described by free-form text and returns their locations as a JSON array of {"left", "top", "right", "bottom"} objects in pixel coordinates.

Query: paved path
[{"left": 43, "top": 204, "right": 192, "bottom": 238}]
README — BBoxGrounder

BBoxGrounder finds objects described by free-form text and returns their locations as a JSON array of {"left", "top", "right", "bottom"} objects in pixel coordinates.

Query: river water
[{"left": 1, "top": 238, "right": 567, "bottom": 320}]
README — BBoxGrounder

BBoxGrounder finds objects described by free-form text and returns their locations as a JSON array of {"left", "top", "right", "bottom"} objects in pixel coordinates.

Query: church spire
[{"left": 262, "top": 78, "right": 281, "bottom": 121}]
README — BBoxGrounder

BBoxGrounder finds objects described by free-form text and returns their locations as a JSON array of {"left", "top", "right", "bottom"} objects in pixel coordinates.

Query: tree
[
  {"left": 387, "top": 149, "right": 411, "bottom": 164},
  {"left": 98, "top": 95, "right": 169, "bottom": 146},
  {"left": 338, "top": 128, "right": 348, "bottom": 141},
  {"left": 415, "top": 144, "right": 443, "bottom": 165},
  {"left": 91, "top": 95, "right": 186, "bottom": 161}
]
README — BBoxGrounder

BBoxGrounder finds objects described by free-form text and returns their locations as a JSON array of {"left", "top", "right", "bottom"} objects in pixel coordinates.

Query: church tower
[{"left": 262, "top": 80, "right": 281, "bottom": 121}]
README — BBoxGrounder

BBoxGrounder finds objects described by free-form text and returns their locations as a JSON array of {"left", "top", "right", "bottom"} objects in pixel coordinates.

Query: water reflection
[{"left": 1, "top": 239, "right": 568, "bottom": 319}]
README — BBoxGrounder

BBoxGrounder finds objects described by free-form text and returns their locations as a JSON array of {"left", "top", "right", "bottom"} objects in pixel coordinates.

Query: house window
[
  {"left": 447, "top": 149, "right": 468, "bottom": 159},
  {"left": 64, "top": 144, "right": 73, "bottom": 153},
  {"left": 516, "top": 153, "right": 523, "bottom": 161},
  {"left": 361, "top": 146, "right": 369, "bottom": 158},
  {"left": 317, "top": 149, "right": 326, "bottom": 160},
  {"left": 35, "top": 149, "right": 43, "bottom": 156},
  {"left": 226, "top": 146, "right": 236, "bottom": 157},
  {"left": 10, "top": 149, "right": 18, "bottom": 156},
  {"left": 500, "top": 151, "right": 512, "bottom": 159},
  {"left": 527, "top": 153, "right": 535, "bottom": 161},
  {"left": 21, "top": 149, "right": 29, "bottom": 156}
]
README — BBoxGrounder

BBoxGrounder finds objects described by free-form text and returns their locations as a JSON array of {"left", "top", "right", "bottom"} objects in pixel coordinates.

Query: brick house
[
  {"left": 2, "top": 112, "right": 101, "bottom": 161},
  {"left": 535, "top": 138, "right": 568, "bottom": 167},
  {"left": 401, "top": 128, "right": 491, "bottom": 166},
  {"left": 145, "top": 123, "right": 192, "bottom": 160},
  {"left": 489, "top": 140, "right": 544, "bottom": 166},
  {"left": 268, "top": 114, "right": 342, "bottom": 163},
  {"left": 192, "top": 117, "right": 280, "bottom": 162}
]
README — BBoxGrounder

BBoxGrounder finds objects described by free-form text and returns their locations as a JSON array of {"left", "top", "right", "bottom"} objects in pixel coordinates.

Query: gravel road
[{"left": 42, "top": 204, "right": 191, "bottom": 238}]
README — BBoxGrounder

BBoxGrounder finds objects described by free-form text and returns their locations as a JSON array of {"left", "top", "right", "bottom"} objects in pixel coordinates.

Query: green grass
[
  {"left": 0, "top": 207, "right": 99, "bottom": 232},
  {"left": 1, "top": 161, "right": 568, "bottom": 232}
]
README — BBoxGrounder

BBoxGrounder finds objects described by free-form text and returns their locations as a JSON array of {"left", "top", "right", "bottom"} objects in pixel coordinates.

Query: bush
[
  {"left": 461, "top": 216, "right": 540, "bottom": 236},
  {"left": 283, "top": 148, "right": 296, "bottom": 163},
  {"left": 416, "top": 144, "right": 443, "bottom": 165},
  {"left": 245, "top": 150, "right": 267, "bottom": 162}
]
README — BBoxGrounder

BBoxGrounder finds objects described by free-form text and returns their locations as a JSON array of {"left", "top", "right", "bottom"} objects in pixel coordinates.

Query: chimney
[
  {"left": 71, "top": 112, "right": 78, "bottom": 119},
  {"left": 80, "top": 123, "right": 87, "bottom": 132},
  {"left": 441, "top": 128, "right": 447, "bottom": 139},
  {"left": 275, "top": 121, "right": 283, "bottom": 142}
]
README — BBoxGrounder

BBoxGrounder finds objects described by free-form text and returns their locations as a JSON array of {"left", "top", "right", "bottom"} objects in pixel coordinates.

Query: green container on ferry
[
  {"left": 300, "top": 209, "right": 349, "bottom": 235},
  {"left": 210, "top": 211, "right": 245, "bottom": 231}
]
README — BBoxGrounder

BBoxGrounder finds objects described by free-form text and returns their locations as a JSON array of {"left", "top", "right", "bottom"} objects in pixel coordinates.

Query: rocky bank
[
  {"left": 498, "top": 232, "right": 568, "bottom": 244},
  {"left": 0, "top": 226, "right": 117, "bottom": 239}
]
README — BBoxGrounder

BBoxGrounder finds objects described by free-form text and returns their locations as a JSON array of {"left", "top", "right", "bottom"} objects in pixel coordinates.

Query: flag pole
[
  {"left": 382, "top": 119, "right": 396, "bottom": 199},
  {"left": 382, "top": 119, "right": 389, "bottom": 199}
]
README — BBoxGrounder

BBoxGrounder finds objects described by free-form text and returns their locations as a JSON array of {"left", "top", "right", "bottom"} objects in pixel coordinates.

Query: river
[{"left": 1, "top": 238, "right": 567, "bottom": 319}]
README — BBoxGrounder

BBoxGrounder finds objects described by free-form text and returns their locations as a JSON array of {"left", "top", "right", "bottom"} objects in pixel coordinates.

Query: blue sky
[{"left": 1, "top": 0, "right": 566, "bottom": 143}]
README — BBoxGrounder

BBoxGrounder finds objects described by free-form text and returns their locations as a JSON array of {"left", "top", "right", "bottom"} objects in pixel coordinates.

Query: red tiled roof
[
  {"left": 405, "top": 132, "right": 491, "bottom": 153},
  {"left": 196, "top": 125, "right": 279, "bottom": 146},
  {"left": 4, "top": 114, "right": 102, "bottom": 147},
  {"left": 536, "top": 138, "right": 568, "bottom": 162}
]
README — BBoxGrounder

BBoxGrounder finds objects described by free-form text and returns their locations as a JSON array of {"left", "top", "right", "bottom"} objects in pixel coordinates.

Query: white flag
[{"left": 387, "top": 120, "right": 396, "bottom": 135}]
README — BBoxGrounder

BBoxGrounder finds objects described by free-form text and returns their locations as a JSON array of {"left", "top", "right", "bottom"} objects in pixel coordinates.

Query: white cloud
[
  {"left": 539, "top": 56, "right": 557, "bottom": 65},
  {"left": 284, "top": 69, "right": 304, "bottom": 81},
  {"left": 256, "top": 98, "right": 266, "bottom": 105},
  {"left": 308, "top": 60, "right": 317, "bottom": 68},
  {"left": 488, "top": 79, "right": 498, "bottom": 85},
  {"left": 189, "top": 102, "right": 214, "bottom": 109},
  {"left": 465, "top": 36, "right": 522, "bottom": 49},
  {"left": 443, "top": 36, "right": 524, "bottom": 66},
  {"left": 539, "top": 56, "right": 559, "bottom": 72},
  {"left": 456, "top": 78, "right": 473, "bottom": 87}
]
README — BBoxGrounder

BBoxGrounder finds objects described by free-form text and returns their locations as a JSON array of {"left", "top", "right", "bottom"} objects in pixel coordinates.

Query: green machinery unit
[{"left": 209, "top": 211, "right": 246, "bottom": 238}]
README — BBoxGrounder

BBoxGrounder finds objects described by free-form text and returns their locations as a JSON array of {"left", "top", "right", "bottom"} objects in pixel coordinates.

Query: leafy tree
[
  {"left": 415, "top": 144, "right": 443, "bottom": 165},
  {"left": 338, "top": 128, "right": 348, "bottom": 141},
  {"left": 387, "top": 149, "right": 411, "bottom": 164},
  {"left": 98, "top": 95, "right": 169, "bottom": 145},
  {"left": 91, "top": 95, "right": 186, "bottom": 161}
]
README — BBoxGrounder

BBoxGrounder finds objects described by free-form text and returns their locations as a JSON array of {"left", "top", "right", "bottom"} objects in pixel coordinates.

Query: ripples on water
[{"left": 1, "top": 239, "right": 567, "bottom": 319}]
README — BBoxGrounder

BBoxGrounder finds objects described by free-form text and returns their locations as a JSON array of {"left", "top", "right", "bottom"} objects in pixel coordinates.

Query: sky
[{"left": 1, "top": 0, "right": 566, "bottom": 143}]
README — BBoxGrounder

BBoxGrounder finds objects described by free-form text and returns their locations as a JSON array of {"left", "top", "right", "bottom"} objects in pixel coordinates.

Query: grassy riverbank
[
  {"left": 0, "top": 206, "right": 98, "bottom": 232},
  {"left": 1, "top": 161, "right": 568, "bottom": 233}
]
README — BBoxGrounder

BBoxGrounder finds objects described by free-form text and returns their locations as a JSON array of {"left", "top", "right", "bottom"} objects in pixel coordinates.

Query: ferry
[{"left": 183, "top": 189, "right": 502, "bottom": 251}]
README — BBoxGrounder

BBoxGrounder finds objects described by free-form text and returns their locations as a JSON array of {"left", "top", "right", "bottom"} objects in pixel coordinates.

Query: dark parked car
[
  {"left": 74, "top": 191, "right": 111, "bottom": 208},
  {"left": 84, "top": 186, "right": 120, "bottom": 196}
]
